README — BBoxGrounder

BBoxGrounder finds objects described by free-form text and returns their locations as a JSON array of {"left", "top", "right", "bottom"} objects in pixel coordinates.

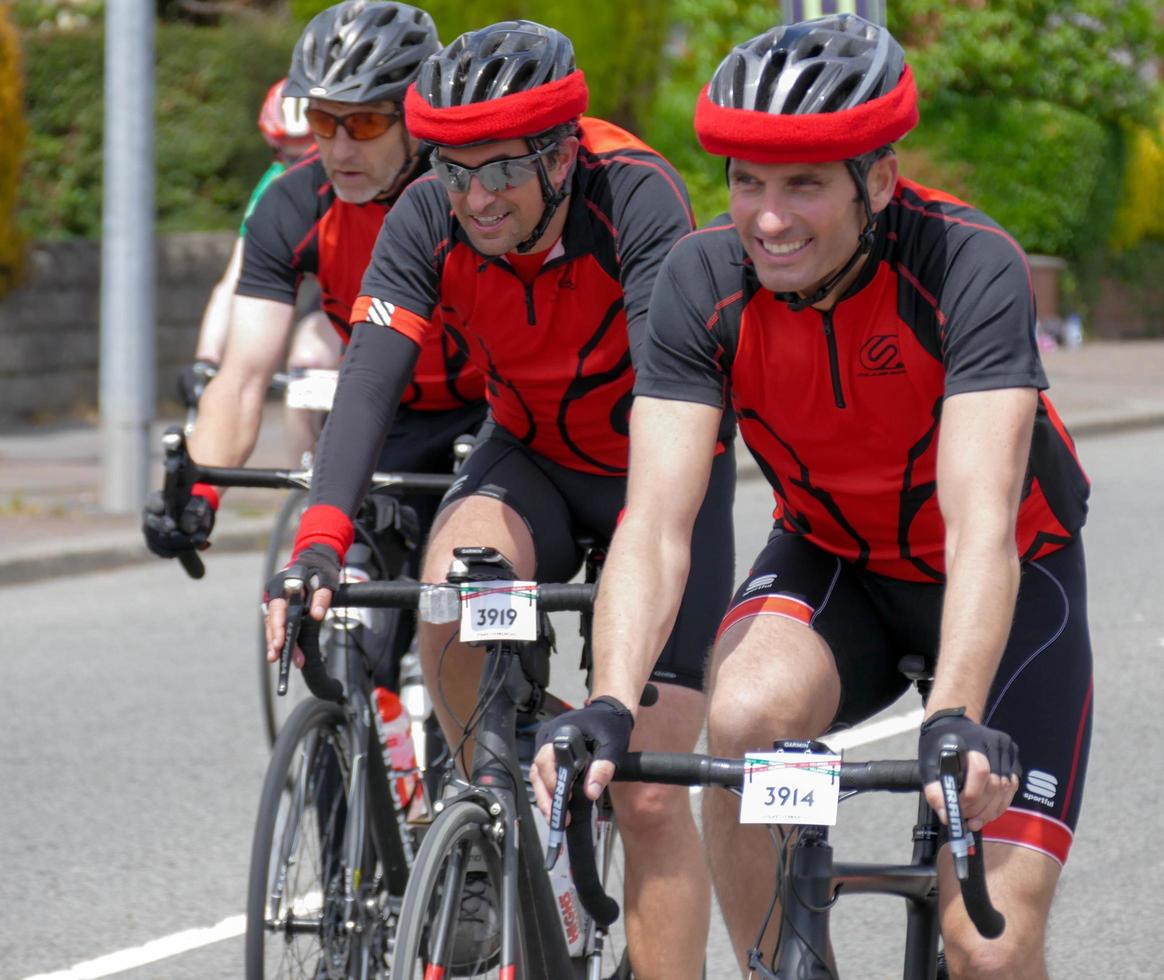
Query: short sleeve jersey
[
  {"left": 635, "top": 177, "right": 1090, "bottom": 582},
  {"left": 239, "top": 161, "right": 286, "bottom": 237},
  {"left": 237, "top": 153, "right": 483, "bottom": 411},
  {"left": 350, "top": 118, "right": 696, "bottom": 475}
]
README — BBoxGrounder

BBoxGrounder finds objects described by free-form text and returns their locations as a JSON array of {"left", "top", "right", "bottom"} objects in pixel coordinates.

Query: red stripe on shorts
[
  {"left": 715, "top": 594, "right": 813, "bottom": 643},
  {"left": 982, "top": 808, "right": 1073, "bottom": 866}
]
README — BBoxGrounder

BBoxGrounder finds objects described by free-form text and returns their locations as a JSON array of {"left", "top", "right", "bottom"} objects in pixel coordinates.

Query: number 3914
[{"left": 765, "top": 786, "right": 815, "bottom": 807}]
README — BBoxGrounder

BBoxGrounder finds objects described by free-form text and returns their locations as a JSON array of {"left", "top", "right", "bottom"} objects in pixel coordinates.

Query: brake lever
[
  {"left": 546, "top": 724, "right": 588, "bottom": 870},
  {"left": 279, "top": 574, "right": 306, "bottom": 697},
  {"left": 938, "top": 741, "right": 972, "bottom": 877}
]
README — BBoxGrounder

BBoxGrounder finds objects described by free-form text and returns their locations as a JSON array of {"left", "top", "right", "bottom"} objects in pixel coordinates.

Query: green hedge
[
  {"left": 20, "top": 18, "right": 301, "bottom": 239},
  {"left": 900, "top": 93, "right": 1123, "bottom": 261}
]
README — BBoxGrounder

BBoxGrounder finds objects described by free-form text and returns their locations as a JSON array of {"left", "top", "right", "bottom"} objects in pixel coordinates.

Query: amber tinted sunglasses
[{"left": 304, "top": 108, "right": 401, "bottom": 141}]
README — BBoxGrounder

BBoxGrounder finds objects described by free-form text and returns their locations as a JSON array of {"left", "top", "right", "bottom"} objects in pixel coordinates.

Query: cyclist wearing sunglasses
[
  {"left": 264, "top": 20, "right": 736, "bottom": 980},
  {"left": 535, "top": 15, "right": 1093, "bottom": 979},
  {"left": 182, "top": 76, "right": 336, "bottom": 467},
  {"left": 144, "top": 1, "right": 486, "bottom": 592}
]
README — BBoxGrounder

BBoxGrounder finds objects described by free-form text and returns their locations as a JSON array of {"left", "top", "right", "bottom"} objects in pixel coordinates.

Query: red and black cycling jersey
[
  {"left": 237, "top": 152, "right": 483, "bottom": 411},
  {"left": 635, "top": 177, "right": 1090, "bottom": 582},
  {"left": 350, "top": 118, "right": 698, "bottom": 475}
]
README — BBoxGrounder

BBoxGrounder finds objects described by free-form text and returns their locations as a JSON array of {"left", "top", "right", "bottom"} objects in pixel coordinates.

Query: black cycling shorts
[
  {"left": 374, "top": 402, "right": 488, "bottom": 539},
  {"left": 719, "top": 530, "right": 1093, "bottom": 865},
  {"left": 437, "top": 421, "right": 737, "bottom": 691}
]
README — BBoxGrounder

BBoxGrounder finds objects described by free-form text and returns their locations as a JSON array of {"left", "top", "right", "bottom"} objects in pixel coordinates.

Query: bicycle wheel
[
  {"left": 259, "top": 488, "right": 309, "bottom": 746},
  {"left": 245, "top": 696, "right": 390, "bottom": 979},
  {"left": 391, "top": 799, "right": 512, "bottom": 979}
]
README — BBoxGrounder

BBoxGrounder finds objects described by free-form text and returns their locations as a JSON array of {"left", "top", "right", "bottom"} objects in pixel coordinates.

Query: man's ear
[
  {"left": 551, "top": 135, "right": 581, "bottom": 189},
  {"left": 868, "top": 152, "right": 899, "bottom": 212}
]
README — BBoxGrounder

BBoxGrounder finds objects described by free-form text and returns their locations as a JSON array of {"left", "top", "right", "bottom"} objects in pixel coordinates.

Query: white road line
[
  {"left": 689, "top": 707, "right": 923, "bottom": 795},
  {"left": 825, "top": 707, "right": 924, "bottom": 751},
  {"left": 27, "top": 711, "right": 925, "bottom": 979},
  {"left": 21, "top": 915, "right": 245, "bottom": 980}
]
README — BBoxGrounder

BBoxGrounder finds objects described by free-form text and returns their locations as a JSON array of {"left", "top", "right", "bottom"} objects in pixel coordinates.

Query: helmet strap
[
  {"left": 776, "top": 158, "right": 878, "bottom": 313},
  {"left": 515, "top": 145, "right": 571, "bottom": 254}
]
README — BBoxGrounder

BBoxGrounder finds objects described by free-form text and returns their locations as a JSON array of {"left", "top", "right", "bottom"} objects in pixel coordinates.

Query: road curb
[
  {"left": 0, "top": 523, "right": 273, "bottom": 587},
  {"left": 2, "top": 413, "right": 1160, "bottom": 584}
]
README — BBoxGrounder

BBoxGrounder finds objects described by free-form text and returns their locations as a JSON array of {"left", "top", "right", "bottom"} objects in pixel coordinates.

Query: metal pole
[{"left": 100, "top": 0, "right": 155, "bottom": 512}]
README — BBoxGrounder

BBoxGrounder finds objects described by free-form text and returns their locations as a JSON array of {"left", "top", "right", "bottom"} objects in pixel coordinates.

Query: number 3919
[{"left": 475, "top": 607, "right": 518, "bottom": 627}]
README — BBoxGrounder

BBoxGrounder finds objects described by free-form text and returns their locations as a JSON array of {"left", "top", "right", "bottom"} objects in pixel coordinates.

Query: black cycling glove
[
  {"left": 536, "top": 696, "right": 635, "bottom": 769},
  {"left": 142, "top": 489, "right": 215, "bottom": 559},
  {"left": 918, "top": 707, "right": 1022, "bottom": 786},
  {"left": 177, "top": 359, "right": 218, "bottom": 409},
  {"left": 264, "top": 543, "right": 342, "bottom": 605}
]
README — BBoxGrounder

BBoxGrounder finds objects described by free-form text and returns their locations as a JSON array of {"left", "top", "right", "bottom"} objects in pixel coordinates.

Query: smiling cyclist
[{"left": 533, "top": 14, "right": 1093, "bottom": 980}]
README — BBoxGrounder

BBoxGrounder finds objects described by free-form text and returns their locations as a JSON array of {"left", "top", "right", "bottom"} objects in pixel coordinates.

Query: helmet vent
[
  {"left": 473, "top": 58, "right": 505, "bottom": 102},
  {"left": 822, "top": 74, "right": 861, "bottom": 112},
  {"left": 756, "top": 53, "right": 786, "bottom": 112},
  {"left": 786, "top": 62, "right": 825, "bottom": 113}
]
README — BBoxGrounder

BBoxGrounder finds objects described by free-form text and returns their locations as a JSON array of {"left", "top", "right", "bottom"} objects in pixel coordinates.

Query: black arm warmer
[{"left": 306, "top": 323, "right": 421, "bottom": 516}]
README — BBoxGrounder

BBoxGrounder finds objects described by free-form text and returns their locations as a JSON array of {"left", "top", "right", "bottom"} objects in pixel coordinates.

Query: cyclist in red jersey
[
  {"left": 534, "top": 15, "right": 1093, "bottom": 979},
  {"left": 143, "top": 1, "right": 485, "bottom": 561},
  {"left": 264, "top": 21, "right": 737, "bottom": 978},
  {"left": 182, "top": 76, "right": 336, "bottom": 465}
]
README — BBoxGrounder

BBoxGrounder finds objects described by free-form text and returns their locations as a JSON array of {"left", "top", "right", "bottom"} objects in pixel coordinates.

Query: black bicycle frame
[
  {"left": 438, "top": 638, "right": 578, "bottom": 979},
  {"left": 768, "top": 789, "right": 942, "bottom": 980}
]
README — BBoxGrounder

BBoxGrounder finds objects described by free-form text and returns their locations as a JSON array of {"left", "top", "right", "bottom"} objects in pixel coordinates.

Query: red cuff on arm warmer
[
  {"left": 291, "top": 504, "right": 355, "bottom": 562},
  {"left": 191, "top": 483, "right": 221, "bottom": 511}
]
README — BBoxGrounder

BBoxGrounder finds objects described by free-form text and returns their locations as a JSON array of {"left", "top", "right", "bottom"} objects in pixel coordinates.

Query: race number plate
[
  {"left": 459, "top": 581, "right": 538, "bottom": 642},
  {"left": 739, "top": 749, "right": 842, "bottom": 825}
]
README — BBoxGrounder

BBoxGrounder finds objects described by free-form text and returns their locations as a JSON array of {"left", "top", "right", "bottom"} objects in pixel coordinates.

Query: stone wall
[{"left": 0, "top": 232, "right": 233, "bottom": 426}]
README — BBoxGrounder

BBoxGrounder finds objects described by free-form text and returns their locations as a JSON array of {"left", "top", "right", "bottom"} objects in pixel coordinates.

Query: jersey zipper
[
  {"left": 820, "top": 311, "right": 846, "bottom": 409},
  {"left": 523, "top": 282, "right": 536, "bottom": 326}
]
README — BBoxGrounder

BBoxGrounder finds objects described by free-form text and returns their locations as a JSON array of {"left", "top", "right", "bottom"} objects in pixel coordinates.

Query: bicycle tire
[
  {"left": 391, "top": 799, "right": 515, "bottom": 979},
  {"left": 245, "top": 696, "right": 388, "bottom": 979},
  {"left": 259, "top": 488, "right": 309, "bottom": 746}
]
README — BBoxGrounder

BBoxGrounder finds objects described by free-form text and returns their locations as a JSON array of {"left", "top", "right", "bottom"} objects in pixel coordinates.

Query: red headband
[
  {"left": 694, "top": 65, "right": 919, "bottom": 163},
  {"left": 405, "top": 70, "right": 590, "bottom": 145}
]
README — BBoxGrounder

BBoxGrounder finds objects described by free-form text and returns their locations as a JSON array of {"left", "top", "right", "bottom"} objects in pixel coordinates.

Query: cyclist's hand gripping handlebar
[
  {"left": 160, "top": 427, "right": 205, "bottom": 579},
  {"left": 939, "top": 736, "right": 1006, "bottom": 939},
  {"left": 545, "top": 724, "right": 621, "bottom": 929},
  {"left": 273, "top": 568, "right": 344, "bottom": 704}
]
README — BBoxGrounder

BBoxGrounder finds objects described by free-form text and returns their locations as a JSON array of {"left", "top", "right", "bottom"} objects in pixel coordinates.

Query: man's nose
[{"left": 465, "top": 174, "right": 498, "bottom": 210}]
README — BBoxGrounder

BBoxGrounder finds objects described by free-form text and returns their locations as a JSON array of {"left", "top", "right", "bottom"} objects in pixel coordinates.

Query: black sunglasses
[{"left": 429, "top": 144, "right": 557, "bottom": 194}]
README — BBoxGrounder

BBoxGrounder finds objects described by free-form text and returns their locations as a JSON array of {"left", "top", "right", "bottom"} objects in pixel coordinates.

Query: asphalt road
[{"left": 2, "top": 427, "right": 1161, "bottom": 979}]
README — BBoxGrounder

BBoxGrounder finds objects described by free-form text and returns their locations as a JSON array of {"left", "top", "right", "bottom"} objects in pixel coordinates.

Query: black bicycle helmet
[
  {"left": 285, "top": 0, "right": 440, "bottom": 104},
  {"left": 414, "top": 20, "right": 576, "bottom": 111}
]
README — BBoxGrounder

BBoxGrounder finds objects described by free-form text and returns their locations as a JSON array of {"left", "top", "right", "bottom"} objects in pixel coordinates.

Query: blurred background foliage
[
  {"left": 0, "top": 5, "right": 27, "bottom": 293},
  {"left": 6, "top": 0, "right": 1164, "bottom": 316}
]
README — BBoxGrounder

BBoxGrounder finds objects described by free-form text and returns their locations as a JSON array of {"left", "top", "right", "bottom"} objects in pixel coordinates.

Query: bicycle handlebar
[
  {"left": 276, "top": 580, "right": 595, "bottom": 705},
  {"left": 159, "top": 426, "right": 454, "bottom": 579},
  {"left": 561, "top": 749, "right": 1005, "bottom": 942}
]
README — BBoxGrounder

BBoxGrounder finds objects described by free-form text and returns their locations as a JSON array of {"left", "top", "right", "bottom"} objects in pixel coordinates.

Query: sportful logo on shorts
[
  {"left": 743, "top": 573, "right": 779, "bottom": 595},
  {"left": 1021, "top": 769, "right": 1059, "bottom": 808},
  {"left": 365, "top": 298, "right": 396, "bottom": 327}
]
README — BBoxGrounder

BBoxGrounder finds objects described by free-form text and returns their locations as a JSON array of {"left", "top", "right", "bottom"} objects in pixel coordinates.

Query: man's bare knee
[{"left": 610, "top": 782, "right": 694, "bottom": 840}]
